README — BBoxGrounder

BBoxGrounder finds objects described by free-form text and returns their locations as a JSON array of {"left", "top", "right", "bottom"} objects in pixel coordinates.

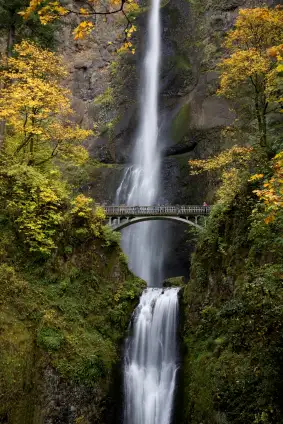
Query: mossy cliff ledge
[
  {"left": 182, "top": 194, "right": 283, "bottom": 424},
  {"left": 0, "top": 238, "right": 145, "bottom": 423}
]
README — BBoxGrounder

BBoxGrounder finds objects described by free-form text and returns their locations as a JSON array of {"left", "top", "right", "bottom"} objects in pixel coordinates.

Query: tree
[
  {"left": 0, "top": 0, "right": 57, "bottom": 53},
  {"left": 189, "top": 146, "right": 253, "bottom": 204},
  {"left": 0, "top": 41, "right": 91, "bottom": 166},
  {"left": 217, "top": 7, "right": 283, "bottom": 151},
  {"left": 0, "top": 0, "right": 59, "bottom": 149},
  {"left": 251, "top": 152, "right": 283, "bottom": 224},
  {"left": 21, "top": 0, "right": 139, "bottom": 53},
  {"left": 0, "top": 164, "right": 106, "bottom": 255}
]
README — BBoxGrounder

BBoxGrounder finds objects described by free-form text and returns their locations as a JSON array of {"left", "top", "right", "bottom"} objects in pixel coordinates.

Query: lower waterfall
[{"left": 123, "top": 288, "right": 180, "bottom": 424}]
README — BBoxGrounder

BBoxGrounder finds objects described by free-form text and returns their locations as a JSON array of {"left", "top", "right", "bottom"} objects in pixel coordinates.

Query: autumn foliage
[
  {"left": 0, "top": 41, "right": 106, "bottom": 255},
  {"left": 190, "top": 7, "right": 283, "bottom": 221},
  {"left": 0, "top": 41, "right": 91, "bottom": 165},
  {"left": 189, "top": 146, "right": 253, "bottom": 204},
  {"left": 22, "top": 0, "right": 139, "bottom": 52},
  {"left": 218, "top": 7, "right": 283, "bottom": 149},
  {"left": 251, "top": 153, "right": 283, "bottom": 224}
]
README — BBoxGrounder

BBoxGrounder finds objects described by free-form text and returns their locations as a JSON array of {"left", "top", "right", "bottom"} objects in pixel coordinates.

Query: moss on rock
[
  {"left": 0, "top": 236, "right": 145, "bottom": 423},
  {"left": 163, "top": 276, "right": 185, "bottom": 287},
  {"left": 171, "top": 103, "right": 192, "bottom": 144},
  {"left": 182, "top": 193, "right": 283, "bottom": 424}
]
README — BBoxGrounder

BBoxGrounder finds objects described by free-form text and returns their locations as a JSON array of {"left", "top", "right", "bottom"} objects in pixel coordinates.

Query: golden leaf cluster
[
  {"left": 189, "top": 146, "right": 253, "bottom": 175},
  {"left": 252, "top": 153, "right": 283, "bottom": 224},
  {"left": 21, "top": 0, "right": 139, "bottom": 53},
  {"left": 189, "top": 147, "right": 253, "bottom": 204},
  {"left": 19, "top": 0, "right": 68, "bottom": 24},
  {"left": 73, "top": 21, "right": 95, "bottom": 40},
  {"left": 225, "top": 7, "right": 283, "bottom": 51},
  {"left": 0, "top": 41, "right": 91, "bottom": 165},
  {"left": 218, "top": 7, "right": 283, "bottom": 101}
]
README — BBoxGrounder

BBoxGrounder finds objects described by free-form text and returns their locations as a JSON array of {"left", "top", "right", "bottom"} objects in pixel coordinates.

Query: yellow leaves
[
  {"left": 264, "top": 215, "right": 275, "bottom": 224},
  {"left": 189, "top": 147, "right": 253, "bottom": 205},
  {"left": 0, "top": 41, "right": 91, "bottom": 166},
  {"left": 1, "top": 164, "right": 68, "bottom": 255},
  {"left": 125, "top": 1, "right": 140, "bottom": 13},
  {"left": 10, "top": 40, "right": 67, "bottom": 78},
  {"left": 19, "top": 0, "right": 68, "bottom": 24},
  {"left": 189, "top": 146, "right": 253, "bottom": 175},
  {"left": 18, "top": 0, "right": 43, "bottom": 19},
  {"left": 39, "top": 187, "right": 60, "bottom": 203},
  {"left": 38, "top": 2, "right": 68, "bottom": 25},
  {"left": 73, "top": 21, "right": 94, "bottom": 40},
  {"left": 216, "top": 167, "right": 244, "bottom": 204},
  {"left": 79, "top": 8, "right": 89, "bottom": 15},
  {"left": 70, "top": 195, "right": 105, "bottom": 238},
  {"left": 71, "top": 194, "right": 93, "bottom": 216},
  {"left": 218, "top": 6, "right": 283, "bottom": 124},
  {"left": 127, "top": 24, "right": 137, "bottom": 35},
  {"left": 252, "top": 152, "right": 283, "bottom": 224},
  {"left": 267, "top": 46, "right": 279, "bottom": 58},
  {"left": 22, "top": 0, "right": 139, "bottom": 52},
  {"left": 225, "top": 8, "right": 283, "bottom": 51},
  {"left": 249, "top": 174, "right": 264, "bottom": 182},
  {"left": 59, "top": 145, "right": 89, "bottom": 166},
  {"left": 265, "top": 45, "right": 283, "bottom": 112},
  {"left": 117, "top": 24, "right": 137, "bottom": 54},
  {"left": 218, "top": 49, "right": 270, "bottom": 98}
]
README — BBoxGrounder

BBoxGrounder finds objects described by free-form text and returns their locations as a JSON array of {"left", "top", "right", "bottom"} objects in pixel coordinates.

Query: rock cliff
[{"left": 60, "top": 0, "right": 279, "bottom": 278}]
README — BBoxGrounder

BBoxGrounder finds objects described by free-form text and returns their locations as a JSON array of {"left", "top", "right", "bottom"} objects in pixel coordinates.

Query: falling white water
[
  {"left": 115, "top": 0, "right": 163, "bottom": 286},
  {"left": 118, "top": 0, "right": 180, "bottom": 422},
  {"left": 124, "top": 288, "right": 179, "bottom": 424}
]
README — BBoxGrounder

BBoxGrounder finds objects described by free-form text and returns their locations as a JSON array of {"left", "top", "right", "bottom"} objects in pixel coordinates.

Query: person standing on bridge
[{"left": 203, "top": 202, "right": 208, "bottom": 207}]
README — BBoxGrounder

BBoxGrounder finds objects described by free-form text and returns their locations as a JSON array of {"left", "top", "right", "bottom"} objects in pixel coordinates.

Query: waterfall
[
  {"left": 117, "top": 0, "right": 180, "bottom": 422},
  {"left": 124, "top": 288, "right": 179, "bottom": 424},
  {"left": 115, "top": 0, "right": 163, "bottom": 286}
]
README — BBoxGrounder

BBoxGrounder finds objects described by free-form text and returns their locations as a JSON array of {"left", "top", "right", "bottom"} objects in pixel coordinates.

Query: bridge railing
[{"left": 103, "top": 205, "right": 211, "bottom": 216}]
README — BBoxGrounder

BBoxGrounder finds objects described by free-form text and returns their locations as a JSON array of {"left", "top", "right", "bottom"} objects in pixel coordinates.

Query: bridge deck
[{"left": 104, "top": 205, "right": 210, "bottom": 217}]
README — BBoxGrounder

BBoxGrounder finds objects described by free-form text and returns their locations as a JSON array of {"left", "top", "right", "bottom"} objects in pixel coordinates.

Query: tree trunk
[
  {"left": 7, "top": 24, "right": 16, "bottom": 57},
  {"left": 0, "top": 25, "right": 16, "bottom": 151}
]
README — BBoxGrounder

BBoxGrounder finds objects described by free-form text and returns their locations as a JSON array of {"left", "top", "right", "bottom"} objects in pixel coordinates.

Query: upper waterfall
[
  {"left": 115, "top": 0, "right": 164, "bottom": 286},
  {"left": 132, "top": 0, "right": 161, "bottom": 205}
]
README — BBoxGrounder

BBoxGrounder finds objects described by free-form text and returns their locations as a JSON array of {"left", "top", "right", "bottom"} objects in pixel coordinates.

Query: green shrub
[
  {"left": 101, "top": 225, "right": 121, "bottom": 246},
  {"left": 37, "top": 327, "right": 64, "bottom": 351}
]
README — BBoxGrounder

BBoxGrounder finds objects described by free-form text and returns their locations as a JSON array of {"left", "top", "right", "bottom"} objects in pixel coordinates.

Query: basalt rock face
[{"left": 59, "top": 1, "right": 278, "bottom": 273}]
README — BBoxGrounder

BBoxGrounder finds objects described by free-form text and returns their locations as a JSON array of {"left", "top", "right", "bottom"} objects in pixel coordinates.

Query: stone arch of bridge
[{"left": 110, "top": 215, "right": 202, "bottom": 231}]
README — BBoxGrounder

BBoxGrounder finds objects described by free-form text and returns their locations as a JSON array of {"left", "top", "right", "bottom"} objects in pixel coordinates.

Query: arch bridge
[{"left": 103, "top": 205, "right": 211, "bottom": 231}]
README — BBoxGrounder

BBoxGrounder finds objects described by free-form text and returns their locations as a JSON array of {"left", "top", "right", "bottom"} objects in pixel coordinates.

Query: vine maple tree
[
  {"left": 189, "top": 146, "right": 253, "bottom": 203},
  {"left": 218, "top": 7, "right": 283, "bottom": 151},
  {"left": 251, "top": 152, "right": 283, "bottom": 224},
  {"left": 21, "top": 0, "right": 139, "bottom": 52},
  {"left": 0, "top": 40, "right": 91, "bottom": 165}
]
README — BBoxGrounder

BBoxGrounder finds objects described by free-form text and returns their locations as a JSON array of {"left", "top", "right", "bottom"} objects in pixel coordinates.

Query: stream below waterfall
[{"left": 115, "top": 0, "right": 181, "bottom": 422}]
